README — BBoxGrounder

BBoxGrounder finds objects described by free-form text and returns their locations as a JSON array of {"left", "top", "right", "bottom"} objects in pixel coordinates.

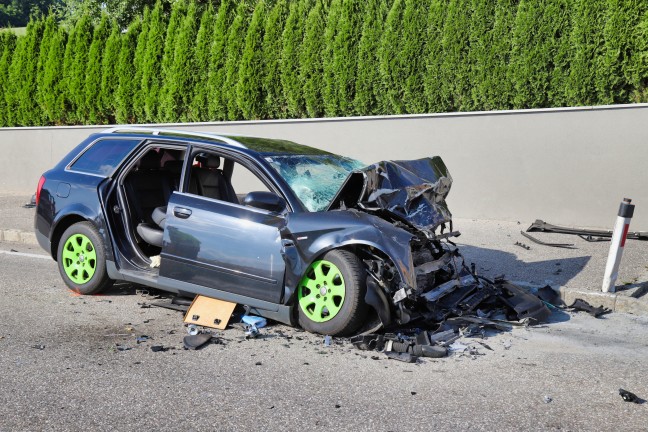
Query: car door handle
[{"left": 173, "top": 207, "right": 192, "bottom": 219}]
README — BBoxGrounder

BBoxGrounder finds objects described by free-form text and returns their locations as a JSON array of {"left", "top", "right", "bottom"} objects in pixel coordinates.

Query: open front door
[{"left": 159, "top": 191, "right": 286, "bottom": 304}]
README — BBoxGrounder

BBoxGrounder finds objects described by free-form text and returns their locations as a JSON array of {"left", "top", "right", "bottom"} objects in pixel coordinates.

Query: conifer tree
[
  {"left": 353, "top": 0, "right": 387, "bottom": 115},
  {"left": 322, "top": 0, "right": 343, "bottom": 116},
  {"left": 509, "top": 0, "right": 554, "bottom": 108},
  {"left": 155, "top": 0, "right": 191, "bottom": 122},
  {"left": 439, "top": 0, "right": 472, "bottom": 111},
  {"left": 331, "top": 0, "right": 362, "bottom": 116},
  {"left": 131, "top": 6, "right": 150, "bottom": 122},
  {"left": 85, "top": 15, "right": 112, "bottom": 124},
  {"left": 467, "top": 0, "right": 496, "bottom": 110},
  {"left": 40, "top": 21, "right": 67, "bottom": 124},
  {"left": 0, "top": 33, "right": 17, "bottom": 126},
  {"left": 160, "top": 1, "right": 198, "bottom": 122},
  {"left": 14, "top": 19, "right": 45, "bottom": 126},
  {"left": 262, "top": 0, "right": 288, "bottom": 118},
  {"left": 400, "top": 0, "right": 428, "bottom": 113},
  {"left": 5, "top": 35, "right": 26, "bottom": 126},
  {"left": 548, "top": 0, "right": 573, "bottom": 107},
  {"left": 237, "top": 0, "right": 266, "bottom": 119},
  {"left": 67, "top": 15, "right": 93, "bottom": 123},
  {"left": 207, "top": 0, "right": 234, "bottom": 120},
  {"left": 99, "top": 21, "right": 121, "bottom": 123},
  {"left": 629, "top": 11, "right": 648, "bottom": 102},
  {"left": 9, "top": 19, "right": 45, "bottom": 125},
  {"left": 378, "top": 0, "right": 404, "bottom": 113},
  {"left": 300, "top": 0, "right": 326, "bottom": 118},
  {"left": 188, "top": 4, "right": 215, "bottom": 122},
  {"left": 144, "top": 0, "right": 173, "bottom": 122},
  {"left": 116, "top": 18, "right": 142, "bottom": 123},
  {"left": 280, "top": 0, "right": 309, "bottom": 118},
  {"left": 486, "top": 0, "right": 517, "bottom": 109},
  {"left": 36, "top": 14, "right": 56, "bottom": 120},
  {"left": 224, "top": 1, "right": 250, "bottom": 120},
  {"left": 424, "top": 0, "right": 449, "bottom": 113},
  {"left": 596, "top": 0, "right": 647, "bottom": 104},
  {"left": 566, "top": 0, "right": 606, "bottom": 105}
]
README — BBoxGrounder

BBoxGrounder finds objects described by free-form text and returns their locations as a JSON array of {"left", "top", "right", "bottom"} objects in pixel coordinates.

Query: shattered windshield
[{"left": 265, "top": 154, "right": 365, "bottom": 211}]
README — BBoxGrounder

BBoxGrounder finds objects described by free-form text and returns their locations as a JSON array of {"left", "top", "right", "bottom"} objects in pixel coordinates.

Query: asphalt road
[{"left": 1, "top": 242, "right": 647, "bottom": 432}]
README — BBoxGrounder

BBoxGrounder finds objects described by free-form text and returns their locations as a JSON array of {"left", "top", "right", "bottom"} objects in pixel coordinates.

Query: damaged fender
[{"left": 279, "top": 210, "right": 418, "bottom": 325}]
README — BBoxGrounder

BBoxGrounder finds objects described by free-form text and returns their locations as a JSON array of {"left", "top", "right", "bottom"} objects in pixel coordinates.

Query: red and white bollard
[{"left": 601, "top": 198, "right": 635, "bottom": 293}]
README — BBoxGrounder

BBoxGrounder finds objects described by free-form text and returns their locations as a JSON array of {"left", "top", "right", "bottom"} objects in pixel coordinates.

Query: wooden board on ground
[{"left": 183, "top": 296, "right": 237, "bottom": 330}]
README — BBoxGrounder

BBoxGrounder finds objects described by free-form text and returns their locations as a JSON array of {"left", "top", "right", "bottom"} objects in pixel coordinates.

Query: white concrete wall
[{"left": 2, "top": 103, "right": 647, "bottom": 229}]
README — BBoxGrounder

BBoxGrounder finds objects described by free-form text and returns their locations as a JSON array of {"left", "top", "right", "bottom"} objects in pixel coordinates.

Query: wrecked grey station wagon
[{"left": 35, "top": 128, "right": 549, "bottom": 335}]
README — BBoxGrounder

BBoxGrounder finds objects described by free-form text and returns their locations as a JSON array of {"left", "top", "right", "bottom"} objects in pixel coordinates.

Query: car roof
[{"left": 102, "top": 127, "right": 331, "bottom": 156}]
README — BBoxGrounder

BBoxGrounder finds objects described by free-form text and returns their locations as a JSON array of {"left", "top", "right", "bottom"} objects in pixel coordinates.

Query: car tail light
[{"left": 36, "top": 175, "right": 45, "bottom": 205}]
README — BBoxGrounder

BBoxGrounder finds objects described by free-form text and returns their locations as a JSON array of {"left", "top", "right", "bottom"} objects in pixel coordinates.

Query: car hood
[{"left": 327, "top": 157, "right": 453, "bottom": 232}]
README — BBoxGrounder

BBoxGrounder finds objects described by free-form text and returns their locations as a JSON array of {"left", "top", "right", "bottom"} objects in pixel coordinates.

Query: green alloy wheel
[
  {"left": 297, "top": 249, "right": 367, "bottom": 336},
  {"left": 298, "top": 260, "right": 346, "bottom": 322},
  {"left": 57, "top": 222, "right": 113, "bottom": 295},
  {"left": 62, "top": 234, "right": 97, "bottom": 284}
]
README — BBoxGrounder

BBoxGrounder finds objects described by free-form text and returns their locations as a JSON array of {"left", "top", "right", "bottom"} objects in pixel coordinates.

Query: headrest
[
  {"left": 139, "top": 151, "right": 161, "bottom": 170},
  {"left": 197, "top": 154, "right": 220, "bottom": 169}
]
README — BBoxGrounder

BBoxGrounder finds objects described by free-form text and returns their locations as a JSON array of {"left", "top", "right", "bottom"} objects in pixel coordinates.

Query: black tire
[
  {"left": 297, "top": 249, "right": 367, "bottom": 336},
  {"left": 57, "top": 222, "right": 113, "bottom": 295}
]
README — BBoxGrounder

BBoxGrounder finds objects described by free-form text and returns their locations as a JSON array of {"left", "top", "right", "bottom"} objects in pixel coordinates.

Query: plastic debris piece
[
  {"left": 136, "top": 335, "right": 149, "bottom": 344},
  {"left": 410, "top": 344, "right": 447, "bottom": 358},
  {"left": 448, "top": 342, "right": 468, "bottom": 353},
  {"left": 569, "top": 298, "right": 612, "bottom": 318},
  {"left": 502, "top": 340, "right": 512, "bottom": 350},
  {"left": 619, "top": 388, "right": 644, "bottom": 404},
  {"left": 242, "top": 315, "right": 267, "bottom": 329},
  {"left": 31, "top": 344, "right": 45, "bottom": 350},
  {"left": 536, "top": 285, "right": 565, "bottom": 307},
  {"left": 477, "top": 341, "right": 493, "bottom": 351},
  {"left": 150, "top": 345, "right": 169, "bottom": 352},
  {"left": 544, "top": 396, "right": 553, "bottom": 403},
  {"left": 350, "top": 334, "right": 385, "bottom": 351},
  {"left": 385, "top": 351, "right": 418, "bottom": 363},
  {"left": 245, "top": 325, "right": 260, "bottom": 339},
  {"left": 183, "top": 333, "right": 214, "bottom": 350},
  {"left": 324, "top": 335, "right": 332, "bottom": 346}
]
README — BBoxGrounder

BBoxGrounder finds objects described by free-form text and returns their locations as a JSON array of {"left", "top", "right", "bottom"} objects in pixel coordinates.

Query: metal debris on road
[{"left": 520, "top": 231, "right": 575, "bottom": 249}]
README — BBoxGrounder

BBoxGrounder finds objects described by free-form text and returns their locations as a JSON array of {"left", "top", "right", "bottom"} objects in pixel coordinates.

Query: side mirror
[{"left": 243, "top": 191, "right": 287, "bottom": 213}]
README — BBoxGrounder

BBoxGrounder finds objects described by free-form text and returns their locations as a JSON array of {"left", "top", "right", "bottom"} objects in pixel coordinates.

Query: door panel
[{"left": 159, "top": 192, "right": 286, "bottom": 304}]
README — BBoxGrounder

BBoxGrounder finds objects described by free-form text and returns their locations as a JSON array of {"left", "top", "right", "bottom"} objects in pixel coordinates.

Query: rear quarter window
[{"left": 70, "top": 139, "right": 141, "bottom": 176}]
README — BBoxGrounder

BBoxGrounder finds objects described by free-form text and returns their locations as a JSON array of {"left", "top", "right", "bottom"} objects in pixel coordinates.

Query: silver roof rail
[{"left": 103, "top": 127, "right": 245, "bottom": 148}]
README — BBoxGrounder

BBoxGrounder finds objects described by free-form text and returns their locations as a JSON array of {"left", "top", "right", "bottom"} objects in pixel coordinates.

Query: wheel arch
[
  {"left": 287, "top": 240, "right": 404, "bottom": 329},
  {"left": 50, "top": 208, "right": 113, "bottom": 262}
]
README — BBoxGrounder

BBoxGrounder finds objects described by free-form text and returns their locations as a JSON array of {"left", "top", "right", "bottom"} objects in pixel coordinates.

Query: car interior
[{"left": 120, "top": 146, "right": 273, "bottom": 266}]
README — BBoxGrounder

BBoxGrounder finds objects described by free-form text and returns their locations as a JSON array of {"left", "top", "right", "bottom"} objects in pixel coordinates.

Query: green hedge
[{"left": 2, "top": 0, "right": 648, "bottom": 126}]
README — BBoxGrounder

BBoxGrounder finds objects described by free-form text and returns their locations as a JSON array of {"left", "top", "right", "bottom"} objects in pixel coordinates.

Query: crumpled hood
[{"left": 328, "top": 157, "right": 453, "bottom": 231}]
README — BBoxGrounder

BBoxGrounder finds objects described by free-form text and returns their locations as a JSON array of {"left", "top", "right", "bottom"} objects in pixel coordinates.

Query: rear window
[{"left": 70, "top": 139, "right": 140, "bottom": 176}]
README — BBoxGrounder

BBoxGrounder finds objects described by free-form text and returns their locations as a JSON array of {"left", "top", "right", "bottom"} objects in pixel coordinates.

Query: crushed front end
[{"left": 329, "top": 157, "right": 550, "bottom": 329}]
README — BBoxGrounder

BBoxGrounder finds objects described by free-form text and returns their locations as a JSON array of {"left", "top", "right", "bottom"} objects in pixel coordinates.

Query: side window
[
  {"left": 71, "top": 139, "right": 141, "bottom": 176},
  {"left": 187, "top": 152, "right": 272, "bottom": 204}
]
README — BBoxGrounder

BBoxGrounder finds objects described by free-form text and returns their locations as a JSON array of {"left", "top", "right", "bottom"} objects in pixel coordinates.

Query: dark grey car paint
[{"left": 160, "top": 192, "right": 286, "bottom": 304}]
